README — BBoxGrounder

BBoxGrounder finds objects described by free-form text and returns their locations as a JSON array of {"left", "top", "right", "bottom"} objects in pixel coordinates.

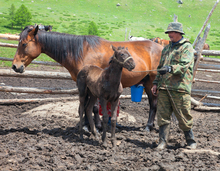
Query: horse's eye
[
  {"left": 121, "top": 54, "right": 124, "bottom": 56},
  {"left": 22, "top": 43, "right": 27, "bottom": 47}
]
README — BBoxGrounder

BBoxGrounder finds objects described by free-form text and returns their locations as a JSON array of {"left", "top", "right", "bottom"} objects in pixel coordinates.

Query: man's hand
[
  {"left": 158, "top": 66, "right": 172, "bottom": 75},
  {"left": 151, "top": 84, "right": 157, "bottom": 96}
]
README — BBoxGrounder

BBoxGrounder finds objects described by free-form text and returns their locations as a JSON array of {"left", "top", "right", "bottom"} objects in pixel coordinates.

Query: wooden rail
[
  {"left": 0, "top": 86, "right": 78, "bottom": 94},
  {"left": 0, "top": 33, "right": 220, "bottom": 109},
  {"left": 0, "top": 57, "right": 61, "bottom": 66},
  {"left": 1, "top": 34, "right": 220, "bottom": 57},
  {"left": 0, "top": 69, "right": 72, "bottom": 80}
]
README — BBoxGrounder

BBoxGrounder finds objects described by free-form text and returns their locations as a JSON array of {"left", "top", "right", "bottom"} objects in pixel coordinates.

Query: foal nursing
[{"left": 77, "top": 45, "right": 135, "bottom": 148}]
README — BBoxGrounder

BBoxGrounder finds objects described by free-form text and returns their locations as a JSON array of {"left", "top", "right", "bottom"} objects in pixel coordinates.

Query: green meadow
[{"left": 0, "top": 0, "right": 220, "bottom": 67}]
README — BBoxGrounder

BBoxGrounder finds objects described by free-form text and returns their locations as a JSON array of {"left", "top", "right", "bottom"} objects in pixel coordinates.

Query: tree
[
  {"left": 88, "top": 21, "right": 99, "bottom": 36},
  {"left": 8, "top": 4, "right": 16, "bottom": 29},
  {"left": 14, "top": 4, "right": 32, "bottom": 30}
]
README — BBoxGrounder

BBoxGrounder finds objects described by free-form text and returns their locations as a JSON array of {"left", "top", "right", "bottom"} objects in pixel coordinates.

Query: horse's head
[
  {"left": 44, "top": 25, "right": 53, "bottom": 32},
  {"left": 111, "top": 45, "right": 135, "bottom": 71},
  {"left": 12, "top": 25, "right": 41, "bottom": 73}
]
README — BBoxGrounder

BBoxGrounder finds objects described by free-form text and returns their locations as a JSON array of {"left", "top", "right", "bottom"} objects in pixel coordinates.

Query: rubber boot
[
  {"left": 157, "top": 124, "right": 170, "bottom": 150},
  {"left": 184, "top": 129, "right": 197, "bottom": 149}
]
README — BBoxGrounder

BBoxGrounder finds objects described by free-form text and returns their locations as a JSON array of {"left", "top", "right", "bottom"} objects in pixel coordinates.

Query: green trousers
[{"left": 157, "top": 89, "right": 193, "bottom": 131}]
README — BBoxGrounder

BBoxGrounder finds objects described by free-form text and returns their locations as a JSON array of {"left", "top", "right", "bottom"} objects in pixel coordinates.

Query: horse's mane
[
  {"left": 20, "top": 26, "right": 101, "bottom": 63},
  {"left": 38, "top": 31, "right": 101, "bottom": 63}
]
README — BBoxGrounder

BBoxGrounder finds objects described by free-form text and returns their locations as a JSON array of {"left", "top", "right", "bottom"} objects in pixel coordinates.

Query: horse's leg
[
  {"left": 93, "top": 102, "right": 102, "bottom": 130},
  {"left": 77, "top": 74, "right": 87, "bottom": 139},
  {"left": 143, "top": 75, "right": 157, "bottom": 132},
  {"left": 110, "top": 99, "right": 119, "bottom": 148},
  {"left": 78, "top": 95, "right": 86, "bottom": 139},
  {"left": 83, "top": 94, "right": 90, "bottom": 127},
  {"left": 86, "top": 95, "right": 98, "bottom": 139},
  {"left": 99, "top": 98, "right": 108, "bottom": 147}
]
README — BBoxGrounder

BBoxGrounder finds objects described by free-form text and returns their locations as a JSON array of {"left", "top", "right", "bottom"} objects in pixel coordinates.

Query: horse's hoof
[
  {"left": 95, "top": 123, "right": 102, "bottom": 130},
  {"left": 112, "top": 140, "right": 116, "bottom": 148},
  {"left": 82, "top": 125, "right": 90, "bottom": 133},
  {"left": 143, "top": 126, "right": 152, "bottom": 132},
  {"left": 102, "top": 141, "right": 107, "bottom": 148}
]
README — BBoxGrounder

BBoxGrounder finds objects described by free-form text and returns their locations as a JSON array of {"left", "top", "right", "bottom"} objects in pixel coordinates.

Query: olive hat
[{"left": 165, "top": 22, "right": 185, "bottom": 35}]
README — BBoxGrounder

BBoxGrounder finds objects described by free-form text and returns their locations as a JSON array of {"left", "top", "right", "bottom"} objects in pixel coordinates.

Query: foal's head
[{"left": 111, "top": 46, "right": 135, "bottom": 71}]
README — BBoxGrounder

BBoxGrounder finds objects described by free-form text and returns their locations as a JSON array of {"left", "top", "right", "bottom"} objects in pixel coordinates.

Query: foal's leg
[
  {"left": 78, "top": 95, "right": 86, "bottom": 139},
  {"left": 110, "top": 99, "right": 119, "bottom": 148},
  {"left": 99, "top": 98, "right": 108, "bottom": 147},
  {"left": 143, "top": 75, "right": 157, "bottom": 132},
  {"left": 93, "top": 102, "right": 102, "bottom": 130},
  {"left": 86, "top": 95, "right": 99, "bottom": 139},
  {"left": 77, "top": 71, "right": 88, "bottom": 138}
]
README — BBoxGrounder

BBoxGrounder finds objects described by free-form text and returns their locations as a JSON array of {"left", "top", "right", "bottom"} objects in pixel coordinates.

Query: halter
[
  {"left": 19, "top": 38, "right": 34, "bottom": 47},
  {"left": 112, "top": 54, "right": 133, "bottom": 66}
]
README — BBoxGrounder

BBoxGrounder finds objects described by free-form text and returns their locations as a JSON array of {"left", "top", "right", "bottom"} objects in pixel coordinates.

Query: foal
[{"left": 77, "top": 46, "right": 135, "bottom": 148}]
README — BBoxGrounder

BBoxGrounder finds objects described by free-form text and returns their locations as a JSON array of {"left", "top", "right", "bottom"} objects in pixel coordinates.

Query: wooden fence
[{"left": 0, "top": 33, "right": 220, "bottom": 110}]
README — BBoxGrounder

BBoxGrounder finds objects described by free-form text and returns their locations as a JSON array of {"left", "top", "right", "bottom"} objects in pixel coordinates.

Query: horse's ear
[
  {"left": 28, "top": 25, "right": 39, "bottom": 39},
  {"left": 33, "top": 25, "right": 39, "bottom": 36},
  {"left": 111, "top": 45, "right": 117, "bottom": 52}
]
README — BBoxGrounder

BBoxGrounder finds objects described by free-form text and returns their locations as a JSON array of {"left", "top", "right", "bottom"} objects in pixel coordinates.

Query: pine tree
[
  {"left": 14, "top": 4, "right": 32, "bottom": 30},
  {"left": 8, "top": 4, "right": 16, "bottom": 29},
  {"left": 88, "top": 21, "right": 99, "bottom": 36}
]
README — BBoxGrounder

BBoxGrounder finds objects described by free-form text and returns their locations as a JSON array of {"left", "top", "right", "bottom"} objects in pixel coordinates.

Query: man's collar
[{"left": 171, "top": 37, "right": 184, "bottom": 47}]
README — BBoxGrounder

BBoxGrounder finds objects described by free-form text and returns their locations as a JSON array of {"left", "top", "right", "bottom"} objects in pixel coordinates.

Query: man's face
[{"left": 168, "top": 31, "right": 182, "bottom": 43}]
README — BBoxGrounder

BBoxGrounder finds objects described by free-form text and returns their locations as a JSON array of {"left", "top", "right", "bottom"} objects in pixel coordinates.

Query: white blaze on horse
[{"left": 77, "top": 46, "right": 135, "bottom": 148}]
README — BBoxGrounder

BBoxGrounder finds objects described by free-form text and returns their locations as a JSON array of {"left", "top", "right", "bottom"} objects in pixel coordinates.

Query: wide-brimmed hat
[{"left": 165, "top": 22, "right": 185, "bottom": 35}]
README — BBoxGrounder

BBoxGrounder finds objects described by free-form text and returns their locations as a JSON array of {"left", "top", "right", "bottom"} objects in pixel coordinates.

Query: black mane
[
  {"left": 38, "top": 31, "right": 101, "bottom": 63},
  {"left": 20, "top": 26, "right": 101, "bottom": 64}
]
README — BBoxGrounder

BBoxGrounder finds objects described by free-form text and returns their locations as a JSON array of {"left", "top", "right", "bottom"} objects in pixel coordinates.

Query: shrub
[
  {"left": 13, "top": 4, "right": 32, "bottom": 30},
  {"left": 88, "top": 21, "right": 100, "bottom": 36}
]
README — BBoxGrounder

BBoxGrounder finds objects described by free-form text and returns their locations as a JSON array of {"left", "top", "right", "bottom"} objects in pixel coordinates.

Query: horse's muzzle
[
  {"left": 12, "top": 64, "right": 24, "bottom": 73},
  {"left": 128, "top": 62, "right": 136, "bottom": 71}
]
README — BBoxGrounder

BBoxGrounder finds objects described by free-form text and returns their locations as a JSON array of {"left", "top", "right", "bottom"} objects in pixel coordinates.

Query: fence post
[
  {"left": 193, "top": 24, "right": 211, "bottom": 81},
  {"left": 192, "top": 0, "right": 219, "bottom": 47}
]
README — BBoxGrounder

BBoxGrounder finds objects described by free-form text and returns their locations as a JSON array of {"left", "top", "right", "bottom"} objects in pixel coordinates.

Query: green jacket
[{"left": 153, "top": 38, "right": 194, "bottom": 94}]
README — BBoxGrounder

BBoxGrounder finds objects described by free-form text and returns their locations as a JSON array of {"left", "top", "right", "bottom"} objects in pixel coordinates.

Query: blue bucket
[{"left": 130, "top": 85, "right": 144, "bottom": 102}]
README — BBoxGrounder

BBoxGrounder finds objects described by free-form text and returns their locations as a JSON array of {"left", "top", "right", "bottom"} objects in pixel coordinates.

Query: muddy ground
[{"left": 0, "top": 65, "right": 220, "bottom": 171}]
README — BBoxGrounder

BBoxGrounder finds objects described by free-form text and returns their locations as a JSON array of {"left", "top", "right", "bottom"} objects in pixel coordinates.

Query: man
[{"left": 151, "top": 22, "right": 197, "bottom": 150}]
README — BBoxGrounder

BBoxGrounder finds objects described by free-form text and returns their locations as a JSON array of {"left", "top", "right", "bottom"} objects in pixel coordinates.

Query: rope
[
  {"left": 130, "top": 68, "right": 164, "bottom": 73},
  {"left": 163, "top": 82, "right": 188, "bottom": 123}
]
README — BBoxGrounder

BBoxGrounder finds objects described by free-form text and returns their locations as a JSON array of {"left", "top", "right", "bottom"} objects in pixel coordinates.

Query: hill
[{"left": 0, "top": 0, "right": 220, "bottom": 65}]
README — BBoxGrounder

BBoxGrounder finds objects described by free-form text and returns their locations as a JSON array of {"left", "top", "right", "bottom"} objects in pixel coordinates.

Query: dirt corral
[{"left": 0, "top": 65, "right": 220, "bottom": 171}]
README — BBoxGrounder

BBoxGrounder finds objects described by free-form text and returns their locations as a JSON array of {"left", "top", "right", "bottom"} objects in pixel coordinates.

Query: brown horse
[
  {"left": 195, "top": 42, "right": 210, "bottom": 57},
  {"left": 151, "top": 37, "right": 170, "bottom": 47},
  {"left": 12, "top": 25, "right": 163, "bottom": 131},
  {"left": 77, "top": 46, "right": 135, "bottom": 148},
  {"left": 203, "top": 43, "right": 210, "bottom": 50}
]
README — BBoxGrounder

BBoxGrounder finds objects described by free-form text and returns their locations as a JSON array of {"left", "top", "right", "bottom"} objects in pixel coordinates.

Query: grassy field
[{"left": 0, "top": 0, "right": 220, "bottom": 67}]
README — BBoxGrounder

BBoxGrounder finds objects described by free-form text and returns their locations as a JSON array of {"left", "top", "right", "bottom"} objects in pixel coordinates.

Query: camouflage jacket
[{"left": 153, "top": 38, "right": 194, "bottom": 94}]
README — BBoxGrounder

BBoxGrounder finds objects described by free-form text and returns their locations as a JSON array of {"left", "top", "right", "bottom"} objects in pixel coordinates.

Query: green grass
[{"left": 0, "top": 0, "right": 220, "bottom": 67}]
